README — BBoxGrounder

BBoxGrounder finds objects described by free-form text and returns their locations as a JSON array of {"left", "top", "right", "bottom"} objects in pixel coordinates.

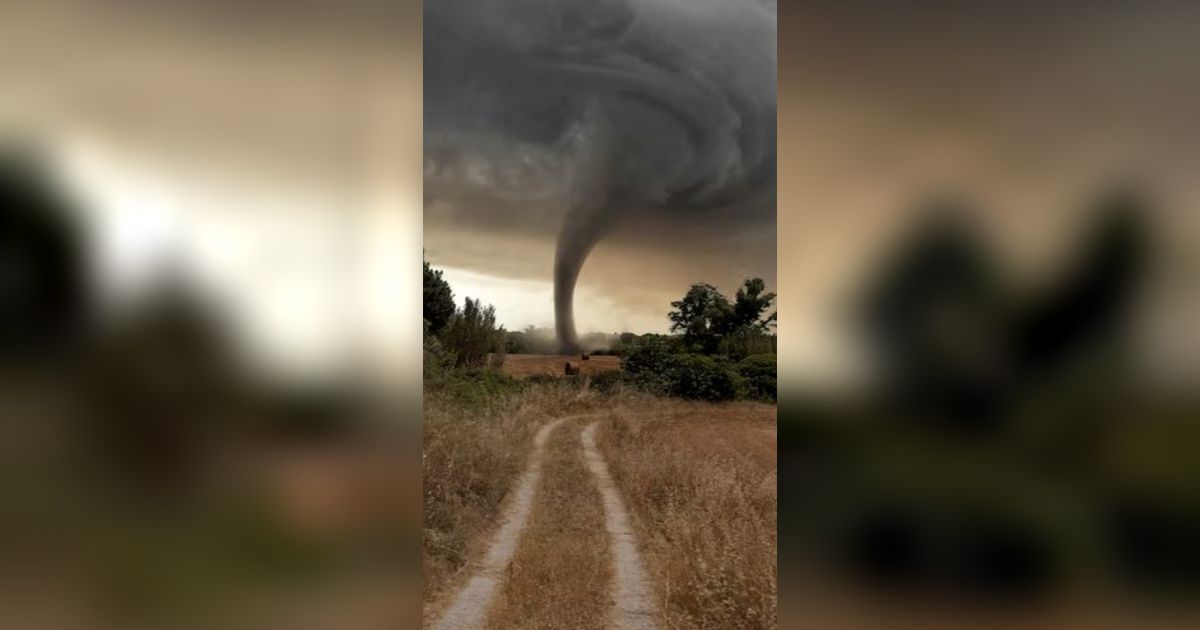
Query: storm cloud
[{"left": 424, "top": 0, "right": 776, "bottom": 350}]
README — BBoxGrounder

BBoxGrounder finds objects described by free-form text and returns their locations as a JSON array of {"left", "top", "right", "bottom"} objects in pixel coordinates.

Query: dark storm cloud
[{"left": 424, "top": 0, "right": 776, "bottom": 349}]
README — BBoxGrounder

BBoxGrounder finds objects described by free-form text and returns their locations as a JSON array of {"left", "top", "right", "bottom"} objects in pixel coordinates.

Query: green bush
[
  {"left": 620, "top": 335, "right": 777, "bottom": 402},
  {"left": 718, "top": 328, "right": 777, "bottom": 362},
  {"left": 665, "top": 353, "right": 744, "bottom": 401},
  {"left": 423, "top": 260, "right": 455, "bottom": 336},
  {"left": 425, "top": 366, "right": 522, "bottom": 405},
  {"left": 588, "top": 369, "right": 625, "bottom": 394},
  {"left": 621, "top": 335, "right": 683, "bottom": 394},
  {"left": 440, "top": 298, "right": 506, "bottom": 368},
  {"left": 738, "top": 353, "right": 777, "bottom": 401}
]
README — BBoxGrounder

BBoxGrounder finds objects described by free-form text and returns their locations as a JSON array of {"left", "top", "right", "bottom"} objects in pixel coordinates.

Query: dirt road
[
  {"left": 430, "top": 414, "right": 659, "bottom": 630},
  {"left": 431, "top": 416, "right": 567, "bottom": 630},
  {"left": 582, "top": 421, "right": 661, "bottom": 630}
]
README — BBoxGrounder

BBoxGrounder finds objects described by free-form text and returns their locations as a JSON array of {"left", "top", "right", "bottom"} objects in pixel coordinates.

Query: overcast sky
[
  {"left": 2, "top": 1, "right": 422, "bottom": 383},
  {"left": 423, "top": 0, "right": 777, "bottom": 335},
  {"left": 4, "top": 1, "right": 1197, "bottom": 384},
  {"left": 776, "top": 1, "right": 1200, "bottom": 383}
]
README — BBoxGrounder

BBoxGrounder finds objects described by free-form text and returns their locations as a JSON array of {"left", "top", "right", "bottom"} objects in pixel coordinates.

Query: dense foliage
[
  {"left": 737, "top": 353, "right": 777, "bottom": 402},
  {"left": 423, "top": 261, "right": 507, "bottom": 371},
  {"left": 645, "top": 278, "right": 777, "bottom": 401},
  {"left": 665, "top": 354, "right": 745, "bottom": 401},
  {"left": 423, "top": 259, "right": 456, "bottom": 336},
  {"left": 620, "top": 334, "right": 684, "bottom": 394},
  {"left": 423, "top": 260, "right": 778, "bottom": 404},
  {"left": 621, "top": 335, "right": 765, "bottom": 402},
  {"left": 669, "top": 278, "right": 776, "bottom": 354},
  {"left": 440, "top": 298, "right": 506, "bottom": 369}
]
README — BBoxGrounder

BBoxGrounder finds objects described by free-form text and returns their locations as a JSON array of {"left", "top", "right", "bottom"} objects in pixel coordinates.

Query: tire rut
[
  {"left": 581, "top": 421, "right": 660, "bottom": 630},
  {"left": 431, "top": 415, "right": 568, "bottom": 630}
]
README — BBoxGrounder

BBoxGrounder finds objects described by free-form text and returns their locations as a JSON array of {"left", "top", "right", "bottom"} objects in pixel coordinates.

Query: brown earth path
[
  {"left": 581, "top": 421, "right": 661, "bottom": 630},
  {"left": 432, "top": 414, "right": 662, "bottom": 630},
  {"left": 430, "top": 415, "right": 569, "bottom": 630}
]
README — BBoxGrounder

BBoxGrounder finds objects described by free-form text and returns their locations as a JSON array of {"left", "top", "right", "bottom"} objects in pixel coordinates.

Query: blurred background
[
  {"left": 778, "top": 1, "right": 1200, "bottom": 626},
  {"left": 1, "top": 2, "right": 422, "bottom": 628},
  {"left": 7, "top": 0, "right": 1200, "bottom": 628}
]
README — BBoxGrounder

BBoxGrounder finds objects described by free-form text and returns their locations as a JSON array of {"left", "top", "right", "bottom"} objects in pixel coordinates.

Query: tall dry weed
[
  {"left": 598, "top": 402, "right": 778, "bottom": 629},
  {"left": 422, "top": 381, "right": 611, "bottom": 616},
  {"left": 486, "top": 415, "right": 611, "bottom": 629}
]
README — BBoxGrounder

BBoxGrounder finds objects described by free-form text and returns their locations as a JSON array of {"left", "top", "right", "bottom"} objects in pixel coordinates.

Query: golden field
[{"left": 422, "top": 381, "right": 776, "bottom": 628}]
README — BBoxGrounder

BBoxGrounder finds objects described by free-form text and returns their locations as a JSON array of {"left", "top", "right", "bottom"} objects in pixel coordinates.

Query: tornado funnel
[{"left": 554, "top": 199, "right": 615, "bottom": 354}]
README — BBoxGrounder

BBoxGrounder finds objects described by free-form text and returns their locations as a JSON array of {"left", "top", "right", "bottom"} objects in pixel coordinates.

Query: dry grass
[
  {"left": 423, "top": 381, "right": 777, "bottom": 628},
  {"left": 421, "top": 382, "right": 609, "bottom": 623},
  {"left": 597, "top": 398, "right": 778, "bottom": 629},
  {"left": 502, "top": 354, "right": 621, "bottom": 379},
  {"left": 486, "top": 415, "right": 612, "bottom": 629}
]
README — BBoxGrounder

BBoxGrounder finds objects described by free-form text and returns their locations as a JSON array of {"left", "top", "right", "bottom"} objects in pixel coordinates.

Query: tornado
[
  {"left": 542, "top": 55, "right": 760, "bottom": 352},
  {"left": 424, "top": 0, "right": 776, "bottom": 352},
  {"left": 554, "top": 199, "right": 617, "bottom": 353},
  {"left": 553, "top": 223, "right": 589, "bottom": 354}
]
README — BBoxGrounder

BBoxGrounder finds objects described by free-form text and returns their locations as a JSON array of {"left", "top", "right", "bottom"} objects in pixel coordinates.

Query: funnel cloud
[{"left": 425, "top": 0, "right": 776, "bottom": 351}]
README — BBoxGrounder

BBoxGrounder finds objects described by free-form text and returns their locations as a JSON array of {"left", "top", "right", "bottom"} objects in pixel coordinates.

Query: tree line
[{"left": 423, "top": 255, "right": 778, "bottom": 402}]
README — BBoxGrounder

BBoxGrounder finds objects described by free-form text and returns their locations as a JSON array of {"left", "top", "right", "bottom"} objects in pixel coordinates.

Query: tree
[
  {"left": 668, "top": 278, "right": 775, "bottom": 354},
  {"left": 668, "top": 283, "right": 733, "bottom": 353},
  {"left": 0, "top": 152, "right": 89, "bottom": 360},
  {"left": 718, "top": 326, "right": 777, "bottom": 361},
  {"left": 732, "top": 277, "right": 777, "bottom": 331},
  {"left": 423, "top": 259, "right": 455, "bottom": 335},
  {"left": 440, "top": 297, "right": 506, "bottom": 368},
  {"left": 858, "top": 201, "right": 1008, "bottom": 424}
]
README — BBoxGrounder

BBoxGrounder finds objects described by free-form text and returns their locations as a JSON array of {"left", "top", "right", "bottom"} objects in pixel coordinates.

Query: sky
[
  {"left": 775, "top": 1, "right": 1200, "bottom": 384},
  {"left": 2, "top": 1, "right": 423, "bottom": 383},
  {"left": 3, "top": 1, "right": 1197, "bottom": 386},
  {"left": 423, "top": 0, "right": 777, "bottom": 337}
]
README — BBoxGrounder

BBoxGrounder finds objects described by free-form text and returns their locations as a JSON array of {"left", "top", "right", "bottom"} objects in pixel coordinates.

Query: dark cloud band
[{"left": 425, "top": 0, "right": 776, "bottom": 350}]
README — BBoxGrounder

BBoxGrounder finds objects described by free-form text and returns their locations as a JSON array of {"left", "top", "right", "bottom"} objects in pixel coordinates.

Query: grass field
[
  {"left": 500, "top": 353, "right": 621, "bottom": 378},
  {"left": 597, "top": 399, "right": 777, "bottom": 628},
  {"left": 422, "top": 383, "right": 601, "bottom": 623},
  {"left": 487, "top": 413, "right": 613, "bottom": 629},
  {"left": 422, "top": 381, "right": 777, "bottom": 628}
]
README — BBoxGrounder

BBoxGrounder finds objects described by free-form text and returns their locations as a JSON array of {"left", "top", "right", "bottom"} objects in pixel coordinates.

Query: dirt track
[
  {"left": 430, "top": 414, "right": 659, "bottom": 630},
  {"left": 431, "top": 416, "right": 567, "bottom": 630},
  {"left": 582, "top": 421, "right": 660, "bottom": 630}
]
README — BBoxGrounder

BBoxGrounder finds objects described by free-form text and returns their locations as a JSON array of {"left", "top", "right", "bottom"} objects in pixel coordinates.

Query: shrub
[
  {"left": 440, "top": 297, "right": 506, "bottom": 368},
  {"left": 423, "top": 321, "right": 453, "bottom": 382},
  {"left": 426, "top": 366, "right": 522, "bottom": 405},
  {"left": 718, "top": 328, "right": 777, "bottom": 362},
  {"left": 738, "top": 353, "right": 777, "bottom": 402},
  {"left": 588, "top": 369, "right": 625, "bottom": 394},
  {"left": 423, "top": 260, "right": 455, "bottom": 335},
  {"left": 666, "top": 354, "right": 744, "bottom": 402},
  {"left": 621, "top": 335, "right": 683, "bottom": 394}
]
